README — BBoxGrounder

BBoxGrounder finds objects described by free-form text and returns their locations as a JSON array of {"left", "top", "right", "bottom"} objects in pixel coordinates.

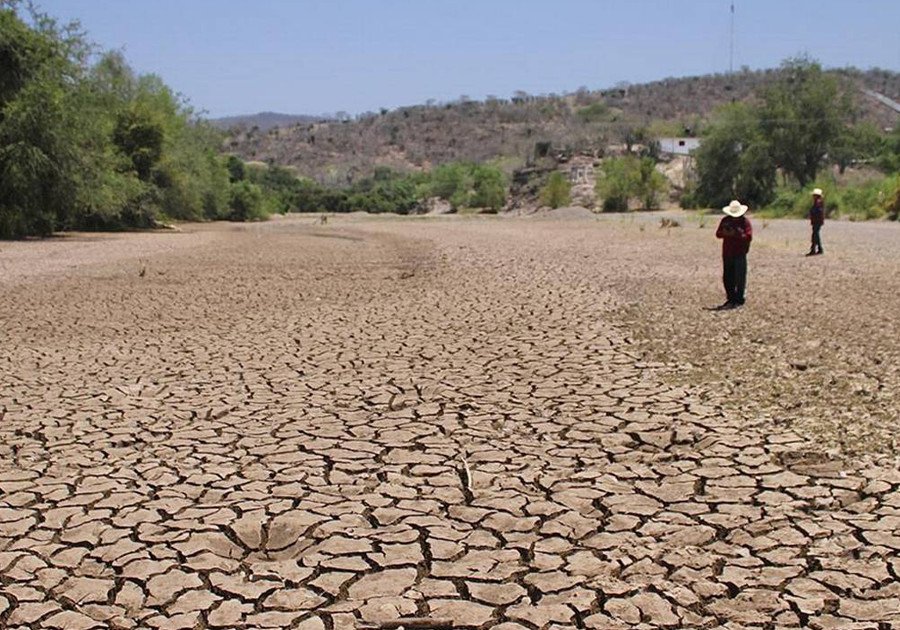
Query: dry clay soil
[{"left": 1, "top": 214, "right": 899, "bottom": 630}]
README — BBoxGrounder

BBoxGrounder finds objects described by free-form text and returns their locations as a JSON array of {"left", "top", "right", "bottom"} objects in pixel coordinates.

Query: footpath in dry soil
[{"left": 0, "top": 216, "right": 898, "bottom": 629}]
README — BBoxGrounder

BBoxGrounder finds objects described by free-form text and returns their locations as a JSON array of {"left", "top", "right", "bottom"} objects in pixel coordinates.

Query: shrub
[
  {"left": 429, "top": 162, "right": 506, "bottom": 210},
  {"left": 470, "top": 164, "right": 507, "bottom": 211},
  {"left": 884, "top": 180, "right": 900, "bottom": 221},
  {"left": 838, "top": 183, "right": 884, "bottom": 220},
  {"left": 540, "top": 172, "right": 571, "bottom": 208},
  {"left": 228, "top": 181, "right": 268, "bottom": 221},
  {"left": 597, "top": 156, "right": 638, "bottom": 211},
  {"left": 637, "top": 157, "right": 667, "bottom": 209},
  {"left": 577, "top": 102, "right": 610, "bottom": 123},
  {"left": 595, "top": 156, "right": 668, "bottom": 211}
]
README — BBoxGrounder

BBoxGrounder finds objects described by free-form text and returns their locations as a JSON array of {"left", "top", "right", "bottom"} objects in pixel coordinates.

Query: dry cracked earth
[{"left": 1, "top": 214, "right": 898, "bottom": 630}]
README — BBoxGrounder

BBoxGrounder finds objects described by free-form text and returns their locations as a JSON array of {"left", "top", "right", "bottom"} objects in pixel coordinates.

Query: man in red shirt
[
  {"left": 715, "top": 200, "right": 753, "bottom": 309},
  {"left": 807, "top": 188, "right": 825, "bottom": 256}
]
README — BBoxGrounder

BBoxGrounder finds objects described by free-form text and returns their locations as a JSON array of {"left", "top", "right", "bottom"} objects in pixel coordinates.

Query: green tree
[
  {"left": 228, "top": 180, "right": 267, "bottom": 221},
  {"left": 636, "top": 157, "right": 667, "bottom": 209},
  {"left": 596, "top": 156, "right": 639, "bottom": 211},
  {"left": 429, "top": 162, "right": 506, "bottom": 210},
  {"left": 226, "top": 155, "right": 246, "bottom": 182},
  {"left": 470, "top": 164, "right": 507, "bottom": 210},
  {"left": 759, "top": 57, "right": 852, "bottom": 186},
  {"left": 595, "top": 156, "right": 668, "bottom": 211},
  {"left": 832, "top": 123, "right": 881, "bottom": 174},
  {"left": 430, "top": 162, "right": 471, "bottom": 208},
  {"left": 113, "top": 104, "right": 165, "bottom": 182},
  {"left": 693, "top": 103, "right": 775, "bottom": 209},
  {"left": 1, "top": 4, "right": 236, "bottom": 236},
  {"left": 540, "top": 171, "right": 571, "bottom": 208},
  {"left": 875, "top": 126, "right": 900, "bottom": 173},
  {"left": 0, "top": 6, "right": 79, "bottom": 236}
]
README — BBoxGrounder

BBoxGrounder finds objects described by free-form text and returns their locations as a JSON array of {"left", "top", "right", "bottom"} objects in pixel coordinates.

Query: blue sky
[{"left": 37, "top": 0, "right": 900, "bottom": 118}]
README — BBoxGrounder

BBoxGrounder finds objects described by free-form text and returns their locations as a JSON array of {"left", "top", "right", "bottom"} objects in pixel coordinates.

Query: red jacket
[{"left": 716, "top": 216, "right": 752, "bottom": 257}]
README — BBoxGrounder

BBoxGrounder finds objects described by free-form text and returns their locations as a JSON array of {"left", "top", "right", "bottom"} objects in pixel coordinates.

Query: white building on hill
[{"left": 658, "top": 137, "right": 701, "bottom": 156}]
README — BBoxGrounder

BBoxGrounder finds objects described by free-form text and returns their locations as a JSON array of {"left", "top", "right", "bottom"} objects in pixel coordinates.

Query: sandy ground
[{"left": 0, "top": 213, "right": 898, "bottom": 629}]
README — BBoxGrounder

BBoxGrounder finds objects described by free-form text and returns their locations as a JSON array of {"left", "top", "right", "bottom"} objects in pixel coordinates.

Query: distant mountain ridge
[
  {"left": 223, "top": 67, "right": 899, "bottom": 183},
  {"left": 210, "top": 111, "right": 330, "bottom": 131}
]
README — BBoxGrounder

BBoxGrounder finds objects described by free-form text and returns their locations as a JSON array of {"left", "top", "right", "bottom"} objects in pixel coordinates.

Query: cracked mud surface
[{"left": 1, "top": 215, "right": 898, "bottom": 629}]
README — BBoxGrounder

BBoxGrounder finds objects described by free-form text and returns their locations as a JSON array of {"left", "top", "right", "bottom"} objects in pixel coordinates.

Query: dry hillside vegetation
[{"left": 225, "top": 68, "right": 900, "bottom": 182}]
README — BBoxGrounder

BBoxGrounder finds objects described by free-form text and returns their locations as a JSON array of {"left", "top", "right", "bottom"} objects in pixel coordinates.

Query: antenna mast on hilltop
[{"left": 729, "top": 1, "right": 735, "bottom": 74}]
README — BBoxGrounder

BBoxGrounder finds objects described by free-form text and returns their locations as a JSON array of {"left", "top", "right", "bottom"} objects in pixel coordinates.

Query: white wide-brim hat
[
  {"left": 722, "top": 200, "right": 748, "bottom": 217},
  {"left": 812, "top": 188, "right": 823, "bottom": 196}
]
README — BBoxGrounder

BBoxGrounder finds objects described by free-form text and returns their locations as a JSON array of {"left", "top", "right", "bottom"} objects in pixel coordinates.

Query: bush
[
  {"left": 577, "top": 103, "right": 610, "bottom": 123},
  {"left": 228, "top": 181, "right": 269, "bottom": 221},
  {"left": 471, "top": 164, "right": 507, "bottom": 211},
  {"left": 838, "top": 184, "right": 884, "bottom": 220},
  {"left": 596, "top": 156, "right": 665, "bottom": 211},
  {"left": 597, "top": 156, "right": 638, "bottom": 211},
  {"left": 875, "top": 126, "right": 900, "bottom": 173},
  {"left": 429, "top": 162, "right": 507, "bottom": 210},
  {"left": 539, "top": 172, "right": 571, "bottom": 208},
  {"left": 885, "top": 180, "right": 900, "bottom": 221},
  {"left": 757, "top": 176, "right": 900, "bottom": 221}
]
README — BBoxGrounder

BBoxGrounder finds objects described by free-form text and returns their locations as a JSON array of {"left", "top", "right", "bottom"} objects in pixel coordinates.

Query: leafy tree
[
  {"left": 595, "top": 156, "right": 668, "bottom": 211},
  {"left": 692, "top": 103, "right": 776, "bottom": 208},
  {"left": 0, "top": 6, "right": 79, "bottom": 236},
  {"left": 226, "top": 154, "right": 246, "bottom": 182},
  {"left": 596, "top": 156, "right": 639, "bottom": 211},
  {"left": 540, "top": 172, "right": 572, "bottom": 208},
  {"left": 470, "top": 164, "right": 507, "bottom": 210},
  {"left": 875, "top": 126, "right": 900, "bottom": 173},
  {"left": 0, "top": 4, "right": 238, "bottom": 236},
  {"left": 430, "top": 162, "right": 470, "bottom": 207},
  {"left": 759, "top": 57, "right": 852, "bottom": 186},
  {"left": 636, "top": 157, "right": 667, "bottom": 209},
  {"left": 429, "top": 162, "right": 506, "bottom": 210},
  {"left": 228, "top": 180, "right": 267, "bottom": 221},
  {"left": 113, "top": 104, "right": 165, "bottom": 181},
  {"left": 831, "top": 122, "right": 881, "bottom": 174}
]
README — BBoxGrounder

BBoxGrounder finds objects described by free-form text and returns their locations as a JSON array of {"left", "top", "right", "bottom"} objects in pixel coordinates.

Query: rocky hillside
[{"left": 224, "top": 67, "right": 900, "bottom": 183}]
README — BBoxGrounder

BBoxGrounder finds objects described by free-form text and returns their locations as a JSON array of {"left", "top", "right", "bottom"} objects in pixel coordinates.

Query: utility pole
[{"left": 729, "top": 1, "right": 735, "bottom": 74}]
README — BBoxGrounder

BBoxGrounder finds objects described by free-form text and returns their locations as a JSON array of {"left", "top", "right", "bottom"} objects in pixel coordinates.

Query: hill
[
  {"left": 210, "top": 111, "right": 330, "bottom": 132},
  {"left": 223, "top": 67, "right": 900, "bottom": 183}
]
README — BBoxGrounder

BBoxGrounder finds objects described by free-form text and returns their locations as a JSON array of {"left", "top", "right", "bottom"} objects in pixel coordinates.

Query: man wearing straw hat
[
  {"left": 807, "top": 188, "right": 825, "bottom": 256},
  {"left": 715, "top": 200, "right": 753, "bottom": 309}
]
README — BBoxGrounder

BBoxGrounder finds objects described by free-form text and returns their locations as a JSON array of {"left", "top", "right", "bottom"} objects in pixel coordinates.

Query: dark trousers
[
  {"left": 723, "top": 255, "right": 747, "bottom": 305},
  {"left": 811, "top": 224, "right": 823, "bottom": 253}
]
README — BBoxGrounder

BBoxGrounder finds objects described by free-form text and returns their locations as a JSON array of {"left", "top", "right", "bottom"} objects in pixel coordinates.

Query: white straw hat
[
  {"left": 722, "top": 200, "right": 748, "bottom": 217},
  {"left": 812, "top": 188, "right": 823, "bottom": 196}
]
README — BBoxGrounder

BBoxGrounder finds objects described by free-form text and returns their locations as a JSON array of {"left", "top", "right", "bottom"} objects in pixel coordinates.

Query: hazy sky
[{"left": 37, "top": 0, "right": 900, "bottom": 118}]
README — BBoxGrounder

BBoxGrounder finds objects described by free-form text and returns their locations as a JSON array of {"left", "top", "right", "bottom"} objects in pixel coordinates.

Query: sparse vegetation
[{"left": 226, "top": 64, "right": 899, "bottom": 187}]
